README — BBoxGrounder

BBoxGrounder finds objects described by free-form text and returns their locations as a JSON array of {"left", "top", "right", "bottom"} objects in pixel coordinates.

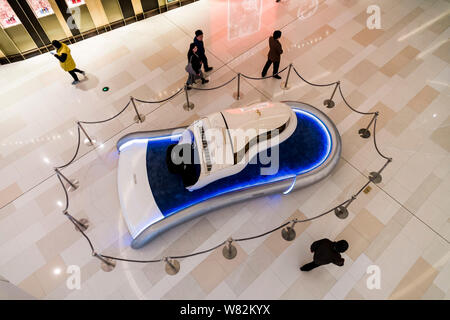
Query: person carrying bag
[{"left": 186, "top": 43, "right": 209, "bottom": 90}]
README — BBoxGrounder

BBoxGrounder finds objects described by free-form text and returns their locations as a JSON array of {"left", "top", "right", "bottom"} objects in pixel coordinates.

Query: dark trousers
[
  {"left": 68, "top": 68, "right": 84, "bottom": 81},
  {"left": 199, "top": 54, "right": 209, "bottom": 70},
  {"left": 300, "top": 261, "right": 320, "bottom": 271},
  {"left": 186, "top": 71, "right": 204, "bottom": 85},
  {"left": 261, "top": 59, "right": 280, "bottom": 77}
]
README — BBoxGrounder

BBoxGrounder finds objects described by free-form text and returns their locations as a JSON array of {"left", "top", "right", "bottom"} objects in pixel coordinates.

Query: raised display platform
[{"left": 117, "top": 101, "right": 341, "bottom": 249}]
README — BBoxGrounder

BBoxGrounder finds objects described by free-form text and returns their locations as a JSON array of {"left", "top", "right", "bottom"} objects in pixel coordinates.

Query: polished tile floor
[{"left": 0, "top": 0, "right": 449, "bottom": 299}]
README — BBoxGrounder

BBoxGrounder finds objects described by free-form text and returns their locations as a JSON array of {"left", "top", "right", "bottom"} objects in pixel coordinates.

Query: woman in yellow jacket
[{"left": 51, "top": 40, "right": 85, "bottom": 85}]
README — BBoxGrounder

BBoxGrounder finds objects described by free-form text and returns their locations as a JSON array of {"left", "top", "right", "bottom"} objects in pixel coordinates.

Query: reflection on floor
[{"left": 0, "top": 0, "right": 449, "bottom": 300}]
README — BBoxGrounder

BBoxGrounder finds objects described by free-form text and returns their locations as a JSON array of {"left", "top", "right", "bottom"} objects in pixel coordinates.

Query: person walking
[
  {"left": 193, "top": 30, "right": 213, "bottom": 72},
  {"left": 261, "top": 30, "right": 283, "bottom": 79},
  {"left": 51, "top": 40, "right": 85, "bottom": 85},
  {"left": 300, "top": 239, "right": 349, "bottom": 271},
  {"left": 186, "top": 43, "right": 209, "bottom": 90}
]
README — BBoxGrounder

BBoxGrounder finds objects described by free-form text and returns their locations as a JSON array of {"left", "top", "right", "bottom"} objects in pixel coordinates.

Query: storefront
[{"left": 0, "top": 0, "right": 197, "bottom": 64}]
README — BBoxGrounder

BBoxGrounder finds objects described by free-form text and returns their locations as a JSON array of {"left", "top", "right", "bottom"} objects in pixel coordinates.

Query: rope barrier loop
[{"left": 49, "top": 62, "right": 393, "bottom": 269}]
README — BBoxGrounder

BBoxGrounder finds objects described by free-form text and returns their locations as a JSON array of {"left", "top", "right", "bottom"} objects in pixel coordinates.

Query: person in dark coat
[
  {"left": 193, "top": 30, "right": 213, "bottom": 72},
  {"left": 300, "top": 239, "right": 349, "bottom": 271},
  {"left": 186, "top": 43, "right": 209, "bottom": 89},
  {"left": 261, "top": 30, "right": 283, "bottom": 79}
]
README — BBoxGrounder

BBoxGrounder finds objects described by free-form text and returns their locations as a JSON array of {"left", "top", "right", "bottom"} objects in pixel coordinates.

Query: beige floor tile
[
  {"left": 225, "top": 262, "right": 258, "bottom": 297},
  {"left": 389, "top": 257, "right": 438, "bottom": 300},
  {"left": 0, "top": 115, "right": 27, "bottom": 142},
  {"left": 345, "top": 288, "right": 364, "bottom": 300},
  {"left": 421, "top": 283, "right": 446, "bottom": 300},
  {"left": 318, "top": 46, "right": 354, "bottom": 72},
  {"left": 373, "top": 7, "right": 424, "bottom": 48},
  {"left": 380, "top": 46, "right": 420, "bottom": 77},
  {"left": 18, "top": 273, "right": 46, "bottom": 299},
  {"left": 391, "top": 207, "right": 413, "bottom": 227},
  {"left": 432, "top": 40, "right": 450, "bottom": 64},
  {"left": 350, "top": 209, "right": 384, "bottom": 242},
  {"left": 0, "top": 183, "right": 22, "bottom": 209},
  {"left": 36, "top": 218, "right": 83, "bottom": 261},
  {"left": 281, "top": 267, "right": 336, "bottom": 299},
  {"left": 344, "top": 59, "right": 379, "bottom": 86},
  {"left": 352, "top": 28, "right": 384, "bottom": 47},
  {"left": 162, "top": 274, "right": 206, "bottom": 300},
  {"left": 87, "top": 45, "right": 131, "bottom": 70},
  {"left": 246, "top": 244, "right": 276, "bottom": 276},
  {"left": 336, "top": 224, "right": 370, "bottom": 261},
  {"left": 365, "top": 215, "right": 404, "bottom": 261},
  {"left": 34, "top": 255, "right": 68, "bottom": 295},
  {"left": 404, "top": 173, "right": 442, "bottom": 213},
  {"left": 385, "top": 106, "right": 418, "bottom": 136},
  {"left": 406, "top": 85, "right": 440, "bottom": 114},
  {"left": 430, "top": 118, "right": 450, "bottom": 152},
  {"left": 190, "top": 253, "right": 228, "bottom": 294}
]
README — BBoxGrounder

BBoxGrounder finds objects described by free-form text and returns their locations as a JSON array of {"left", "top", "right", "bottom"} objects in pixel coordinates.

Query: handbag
[{"left": 185, "top": 55, "right": 196, "bottom": 75}]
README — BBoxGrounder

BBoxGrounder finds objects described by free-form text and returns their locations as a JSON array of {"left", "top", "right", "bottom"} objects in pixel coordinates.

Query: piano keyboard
[{"left": 200, "top": 126, "right": 213, "bottom": 172}]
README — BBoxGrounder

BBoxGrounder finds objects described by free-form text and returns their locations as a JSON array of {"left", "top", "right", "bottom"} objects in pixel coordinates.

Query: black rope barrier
[
  {"left": 55, "top": 172, "right": 69, "bottom": 212},
  {"left": 292, "top": 65, "right": 338, "bottom": 87},
  {"left": 79, "top": 100, "right": 131, "bottom": 125},
  {"left": 134, "top": 87, "right": 184, "bottom": 104},
  {"left": 372, "top": 117, "right": 392, "bottom": 161},
  {"left": 48, "top": 62, "right": 393, "bottom": 271},
  {"left": 55, "top": 126, "right": 81, "bottom": 169},
  {"left": 241, "top": 65, "right": 289, "bottom": 80},
  {"left": 338, "top": 83, "right": 377, "bottom": 116},
  {"left": 191, "top": 75, "right": 237, "bottom": 91},
  {"left": 99, "top": 254, "right": 162, "bottom": 264},
  {"left": 293, "top": 199, "right": 352, "bottom": 224},
  {"left": 169, "top": 241, "right": 227, "bottom": 260},
  {"left": 234, "top": 221, "right": 291, "bottom": 242},
  {"left": 64, "top": 211, "right": 95, "bottom": 254}
]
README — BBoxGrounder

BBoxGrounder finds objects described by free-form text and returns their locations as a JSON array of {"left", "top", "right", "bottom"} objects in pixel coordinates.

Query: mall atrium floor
[{"left": 0, "top": 0, "right": 449, "bottom": 300}]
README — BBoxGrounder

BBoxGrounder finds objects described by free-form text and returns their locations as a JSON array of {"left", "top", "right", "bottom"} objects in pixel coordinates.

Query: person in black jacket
[
  {"left": 300, "top": 239, "right": 349, "bottom": 271},
  {"left": 261, "top": 30, "right": 283, "bottom": 79},
  {"left": 193, "top": 30, "right": 213, "bottom": 72},
  {"left": 186, "top": 43, "right": 209, "bottom": 89}
]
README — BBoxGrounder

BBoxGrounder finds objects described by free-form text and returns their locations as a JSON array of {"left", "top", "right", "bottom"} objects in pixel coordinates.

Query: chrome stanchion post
[
  {"left": 164, "top": 257, "right": 180, "bottom": 275},
  {"left": 359, "top": 112, "right": 378, "bottom": 139},
  {"left": 77, "top": 121, "right": 96, "bottom": 146},
  {"left": 222, "top": 237, "right": 237, "bottom": 260},
  {"left": 183, "top": 84, "right": 194, "bottom": 111},
  {"left": 54, "top": 168, "right": 79, "bottom": 192},
  {"left": 64, "top": 210, "right": 89, "bottom": 232},
  {"left": 233, "top": 73, "right": 244, "bottom": 100},
  {"left": 335, "top": 196, "right": 355, "bottom": 219},
  {"left": 281, "top": 219, "right": 297, "bottom": 241},
  {"left": 369, "top": 157, "right": 391, "bottom": 184},
  {"left": 369, "top": 172, "right": 382, "bottom": 184},
  {"left": 281, "top": 63, "right": 292, "bottom": 90},
  {"left": 323, "top": 81, "right": 339, "bottom": 108},
  {"left": 94, "top": 253, "right": 116, "bottom": 272},
  {"left": 130, "top": 96, "right": 145, "bottom": 123}
]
